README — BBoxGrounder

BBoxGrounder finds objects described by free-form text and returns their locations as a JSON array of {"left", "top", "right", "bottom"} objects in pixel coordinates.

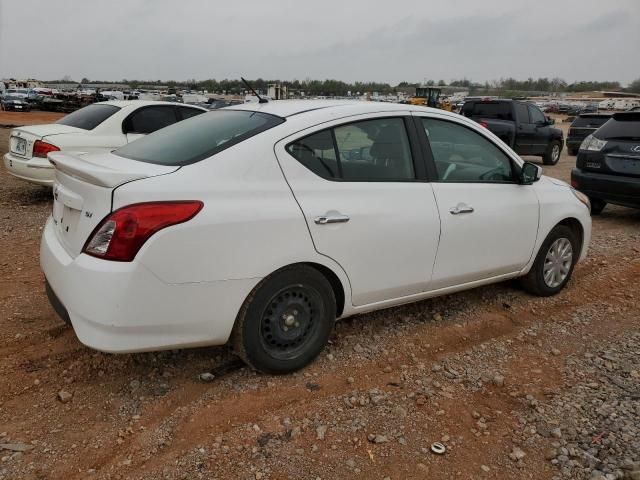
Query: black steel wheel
[{"left": 232, "top": 265, "right": 336, "bottom": 374}]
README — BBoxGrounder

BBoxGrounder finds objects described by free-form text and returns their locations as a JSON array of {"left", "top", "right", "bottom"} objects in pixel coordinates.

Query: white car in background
[
  {"left": 3, "top": 100, "right": 206, "bottom": 186},
  {"left": 41, "top": 101, "right": 592, "bottom": 374}
]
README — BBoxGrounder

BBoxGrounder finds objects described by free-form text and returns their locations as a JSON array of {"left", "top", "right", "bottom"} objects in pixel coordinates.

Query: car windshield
[
  {"left": 114, "top": 109, "right": 285, "bottom": 166},
  {"left": 596, "top": 113, "right": 640, "bottom": 140},
  {"left": 572, "top": 115, "right": 611, "bottom": 128},
  {"left": 56, "top": 104, "right": 121, "bottom": 130}
]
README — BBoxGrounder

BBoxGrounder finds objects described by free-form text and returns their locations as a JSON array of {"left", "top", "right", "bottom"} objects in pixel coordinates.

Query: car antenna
[{"left": 241, "top": 77, "right": 268, "bottom": 104}]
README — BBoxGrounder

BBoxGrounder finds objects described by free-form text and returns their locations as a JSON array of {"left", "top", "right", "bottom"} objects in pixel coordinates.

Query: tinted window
[
  {"left": 462, "top": 102, "right": 513, "bottom": 121},
  {"left": 115, "top": 110, "right": 284, "bottom": 166},
  {"left": 596, "top": 113, "right": 640, "bottom": 140},
  {"left": 179, "top": 106, "right": 205, "bottom": 120},
  {"left": 422, "top": 118, "right": 514, "bottom": 183},
  {"left": 126, "top": 106, "right": 177, "bottom": 134},
  {"left": 514, "top": 103, "right": 530, "bottom": 123},
  {"left": 571, "top": 115, "right": 611, "bottom": 128},
  {"left": 56, "top": 104, "right": 120, "bottom": 130},
  {"left": 287, "top": 118, "right": 415, "bottom": 181},
  {"left": 528, "top": 105, "right": 546, "bottom": 124}
]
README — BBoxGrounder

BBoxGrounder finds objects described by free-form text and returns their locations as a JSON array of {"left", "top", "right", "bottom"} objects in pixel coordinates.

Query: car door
[
  {"left": 123, "top": 105, "right": 179, "bottom": 142},
  {"left": 513, "top": 102, "right": 535, "bottom": 155},
  {"left": 415, "top": 114, "right": 539, "bottom": 289},
  {"left": 275, "top": 114, "right": 441, "bottom": 307},
  {"left": 528, "top": 105, "right": 550, "bottom": 154}
]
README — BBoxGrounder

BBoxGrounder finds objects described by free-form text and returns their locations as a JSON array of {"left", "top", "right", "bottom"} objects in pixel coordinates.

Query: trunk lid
[
  {"left": 48, "top": 151, "right": 179, "bottom": 257},
  {"left": 9, "top": 124, "right": 85, "bottom": 160}
]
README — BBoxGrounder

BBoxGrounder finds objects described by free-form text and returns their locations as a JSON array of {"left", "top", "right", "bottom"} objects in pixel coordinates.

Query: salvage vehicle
[
  {"left": 41, "top": 101, "right": 592, "bottom": 374},
  {"left": 571, "top": 112, "right": 640, "bottom": 214},
  {"left": 566, "top": 113, "right": 612, "bottom": 155},
  {"left": 1, "top": 93, "right": 32, "bottom": 111},
  {"left": 3, "top": 100, "right": 206, "bottom": 186},
  {"left": 461, "top": 99, "right": 564, "bottom": 165}
]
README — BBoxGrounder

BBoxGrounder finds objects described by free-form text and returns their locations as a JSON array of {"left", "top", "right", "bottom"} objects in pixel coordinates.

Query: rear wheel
[
  {"left": 543, "top": 140, "right": 562, "bottom": 165},
  {"left": 231, "top": 265, "right": 336, "bottom": 374},
  {"left": 521, "top": 225, "right": 578, "bottom": 296},
  {"left": 589, "top": 198, "right": 606, "bottom": 215}
]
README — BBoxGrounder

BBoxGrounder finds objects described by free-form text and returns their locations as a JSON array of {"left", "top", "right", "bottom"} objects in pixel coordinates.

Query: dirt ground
[{"left": 0, "top": 113, "right": 638, "bottom": 480}]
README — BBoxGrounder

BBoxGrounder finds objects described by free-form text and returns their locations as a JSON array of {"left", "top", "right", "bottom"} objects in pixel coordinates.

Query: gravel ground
[{"left": 0, "top": 114, "right": 638, "bottom": 480}]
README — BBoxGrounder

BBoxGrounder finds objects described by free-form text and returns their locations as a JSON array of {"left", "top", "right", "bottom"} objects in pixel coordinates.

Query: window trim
[
  {"left": 414, "top": 116, "right": 521, "bottom": 185},
  {"left": 285, "top": 115, "right": 428, "bottom": 183}
]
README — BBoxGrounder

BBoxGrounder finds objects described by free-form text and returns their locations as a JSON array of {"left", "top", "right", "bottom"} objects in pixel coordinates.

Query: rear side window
[
  {"left": 596, "top": 114, "right": 640, "bottom": 140},
  {"left": 56, "top": 104, "right": 120, "bottom": 130},
  {"left": 462, "top": 102, "right": 513, "bottom": 121},
  {"left": 179, "top": 106, "right": 205, "bottom": 120},
  {"left": 125, "top": 106, "right": 177, "bottom": 134},
  {"left": 115, "top": 110, "right": 284, "bottom": 165},
  {"left": 514, "top": 103, "right": 530, "bottom": 123},
  {"left": 287, "top": 118, "right": 415, "bottom": 181}
]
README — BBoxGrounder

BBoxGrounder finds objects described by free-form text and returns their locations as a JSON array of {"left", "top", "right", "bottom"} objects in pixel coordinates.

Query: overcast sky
[{"left": 1, "top": 0, "right": 638, "bottom": 85}]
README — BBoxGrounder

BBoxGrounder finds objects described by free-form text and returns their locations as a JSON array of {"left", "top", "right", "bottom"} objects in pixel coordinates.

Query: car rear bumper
[
  {"left": 571, "top": 168, "right": 640, "bottom": 208},
  {"left": 566, "top": 139, "right": 584, "bottom": 150},
  {"left": 40, "top": 217, "right": 260, "bottom": 353},
  {"left": 3, "top": 152, "right": 55, "bottom": 186}
]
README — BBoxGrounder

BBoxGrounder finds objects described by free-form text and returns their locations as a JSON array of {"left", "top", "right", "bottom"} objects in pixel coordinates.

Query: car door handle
[
  {"left": 449, "top": 204, "right": 474, "bottom": 215},
  {"left": 314, "top": 214, "right": 350, "bottom": 224}
]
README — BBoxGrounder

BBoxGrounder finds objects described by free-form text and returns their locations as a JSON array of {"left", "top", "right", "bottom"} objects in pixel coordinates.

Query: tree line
[{"left": 52, "top": 76, "right": 640, "bottom": 96}]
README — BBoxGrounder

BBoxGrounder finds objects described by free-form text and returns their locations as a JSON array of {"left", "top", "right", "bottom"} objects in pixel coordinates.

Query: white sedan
[
  {"left": 40, "top": 101, "right": 592, "bottom": 373},
  {"left": 3, "top": 100, "right": 206, "bottom": 186}
]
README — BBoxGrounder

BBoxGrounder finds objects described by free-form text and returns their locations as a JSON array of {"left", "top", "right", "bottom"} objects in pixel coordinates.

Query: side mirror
[
  {"left": 545, "top": 116, "right": 555, "bottom": 125},
  {"left": 520, "top": 162, "right": 542, "bottom": 185}
]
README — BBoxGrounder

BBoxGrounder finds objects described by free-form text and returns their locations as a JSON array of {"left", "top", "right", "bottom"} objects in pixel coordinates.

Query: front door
[
  {"left": 416, "top": 115, "right": 539, "bottom": 289},
  {"left": 275, "top": 114, "right": 441, "bottom": 306}
]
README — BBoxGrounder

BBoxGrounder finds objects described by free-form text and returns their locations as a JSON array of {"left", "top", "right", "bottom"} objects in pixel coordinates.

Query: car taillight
[
  {"left": 570, "top": 179, "right": 579, "bottom": 188},
  {"left": 33, "top": 140, "right": 60, "bottom": 158},
  {"left": 83, "top": 201, "right": 203, "bottom": 262},
  {"left": 479, "top": 121, "right": 489, "bottom": 129}
]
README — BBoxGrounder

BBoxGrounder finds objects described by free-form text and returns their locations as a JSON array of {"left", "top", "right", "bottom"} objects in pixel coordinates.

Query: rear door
[
  {"left": 275, "top": 113, "right": 441, "bottom": 306},
  {"left": 123, "top": 105, "right": 179, "bottom": 142},
  {"left": 528, "top": 105, "right": 551, "bottom": 154},
  {"left": 415, "top": 114, "right": 539, "bottom": 288}
]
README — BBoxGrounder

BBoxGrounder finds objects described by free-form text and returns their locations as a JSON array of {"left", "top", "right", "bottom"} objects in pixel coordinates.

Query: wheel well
[
  {"left": 302, "top": 262, "right": 345, "bottom": 317},
  {"left": 557, "top": 217, "right": 584, "bottom": 253}
]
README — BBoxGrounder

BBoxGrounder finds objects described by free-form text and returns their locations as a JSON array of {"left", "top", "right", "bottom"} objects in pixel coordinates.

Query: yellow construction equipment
[{"left": 408, "top": 87, "right": 452, "bottom": 111}]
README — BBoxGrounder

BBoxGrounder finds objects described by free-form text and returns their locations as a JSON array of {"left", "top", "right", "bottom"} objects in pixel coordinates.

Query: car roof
[
  {"left": 96, "top": 100, "right": 207, "bottom": 110},
  {"left": 228, "top": 99, "right": 440, "bottom": 118}
]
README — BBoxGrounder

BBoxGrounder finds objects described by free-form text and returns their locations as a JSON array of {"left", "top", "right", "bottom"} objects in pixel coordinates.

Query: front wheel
[
  {"left": 231, "top": 265, "right": 336, "bottom": 374},
  {"left": 543, "top": 140, "right": 562, "bottom": 165},
  {"left": 521, "top": 225, "right": 579, "bottom": 296}
]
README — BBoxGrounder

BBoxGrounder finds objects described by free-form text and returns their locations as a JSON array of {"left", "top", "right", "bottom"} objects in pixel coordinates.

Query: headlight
[
  {"left": 580, "top": 134, "right": 607, "bottom": 151},
  {"left": 571, "top": 187, "right": 591, "bottom": 211}
]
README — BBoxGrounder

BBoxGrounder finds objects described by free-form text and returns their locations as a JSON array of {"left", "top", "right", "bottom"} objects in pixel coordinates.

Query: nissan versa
[{"left": 41, "top": 101, "right": 592, "bottom": 373}]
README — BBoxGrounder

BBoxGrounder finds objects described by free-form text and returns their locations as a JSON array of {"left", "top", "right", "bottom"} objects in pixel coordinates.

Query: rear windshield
[
  {"left": 57, "top": 104, "right": 120, "bottom": 130},
  {"left": 572, "top": 115, "right": 611, "bottom": 128},
  {"left": 114, "top": 110, "right": 284, "bottom": 166},
  {"left": 461, "top": 102, "right": 513, "bottom": 121},
  {"left": 595, "top": 113, "right": 640, "bottom": 140}
]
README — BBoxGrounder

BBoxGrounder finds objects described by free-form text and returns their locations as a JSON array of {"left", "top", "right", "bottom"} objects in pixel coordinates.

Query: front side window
[
  {"left": 528, "top": 105, "right": 546, "bottom": 124},
  {"left": 422, "top": 118, "right": 514, "bottom": 183},
  {"left": 125, "top": 106, "right": 178, "bottom": 134},
  {"left": 287, "top": 117, "right": 415, "bottom": 181}
]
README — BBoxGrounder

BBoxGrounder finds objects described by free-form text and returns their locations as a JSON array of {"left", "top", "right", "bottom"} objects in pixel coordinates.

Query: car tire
[
  {"left": 543, "top": 140, "right": 562, "bottom": 165},
  {"left": 569, "top": 148, "right": 578, "bottom": 156},
  {"left": 231, "top": 265, "right": 336, "bottom": 374},
  {"left": 520, "top": 225, "right": 579, "bottom": 297},
  {"left": 589, "top": 198, "right": 606, "bottom": 215}
]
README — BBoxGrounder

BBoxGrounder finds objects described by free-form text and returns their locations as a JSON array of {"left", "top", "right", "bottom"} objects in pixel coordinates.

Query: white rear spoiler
[{"left": 48, "top": 151, "right": 177, "bottom": 188}]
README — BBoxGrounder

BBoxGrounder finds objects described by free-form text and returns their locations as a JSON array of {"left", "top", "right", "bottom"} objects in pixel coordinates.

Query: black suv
[
  {"left": 566, "top": 113, "right": 612, "bottom": 155},
  {"left": 571, "top": 112, "right": 640, "bottom": 214}
]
